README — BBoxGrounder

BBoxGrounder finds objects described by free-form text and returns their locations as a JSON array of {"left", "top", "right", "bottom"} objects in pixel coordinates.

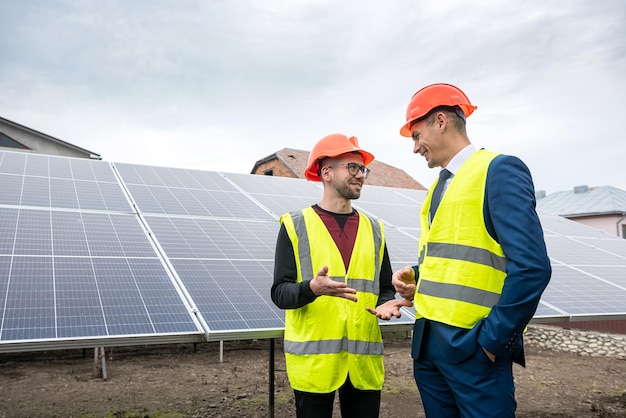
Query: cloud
[{"left": 1, "top": 0, "right": 625, "bottom": 194}]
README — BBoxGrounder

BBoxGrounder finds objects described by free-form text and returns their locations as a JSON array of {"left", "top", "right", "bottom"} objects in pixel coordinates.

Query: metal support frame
[{"left": 93, "top": 347, "right": 108, "bottom": 380}]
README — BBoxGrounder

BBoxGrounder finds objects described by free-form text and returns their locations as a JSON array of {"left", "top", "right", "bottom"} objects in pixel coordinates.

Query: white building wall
[{"left": 570, "top": 214, "right": 625, "bottom": 238}]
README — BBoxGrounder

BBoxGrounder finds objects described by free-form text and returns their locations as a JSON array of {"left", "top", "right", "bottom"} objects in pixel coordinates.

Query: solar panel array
[
  {"left": 0, "top": 152, "right": 203, "bottom": 352},
  {"left": 1, "top": 149, "right": 625, "bottom": 352},
  {"left": 535, "top": 213, "right": 626, "bottom": 321}
]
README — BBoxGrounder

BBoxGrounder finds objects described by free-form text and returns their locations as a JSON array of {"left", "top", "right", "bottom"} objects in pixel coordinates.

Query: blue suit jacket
[{"left": 412, "top": 154, "right": 552, "bottom": 366}]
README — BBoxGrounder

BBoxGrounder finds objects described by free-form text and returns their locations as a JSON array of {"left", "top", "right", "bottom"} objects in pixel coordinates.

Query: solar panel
[
  {"left": 0, "top": 207, "right": 203, "bottom": 352},
  {"left": 115, "top": 163, "right": 237, "bottom": 190},
  {"left": 168, "top": 259, "right": 283, "bottom": 337},
  {"left": 384, "top": 228, "right": 420, "bottom": 264},
  {"left": 540, "top": 265, "right": 626, "bottom": 318},
  {"left": 0, "top": 153, "right": 131, "bottom": 212},
  {"left": 0, "top": 151, "right": 204, "bottom": 352},
  {"left": 117, "top": 172, "right": 271, "bottom": 219},
  {"left": 225, "top": 172, "right": 322, "bottom": 218},
  {"left": 540, "top": 213, "right": 614, "bottom": 238},
  {"left": 145, "top": 217, "right": 277, "bottom": 260},
  {"left": 545, "top": 236, "right": 626, "bottom": 266},
  {"left": 225, "top": 172, "right": 322, "bottom": 197},
  {"left": 2, "top": 148, "right": 626, "bottom": 353}
]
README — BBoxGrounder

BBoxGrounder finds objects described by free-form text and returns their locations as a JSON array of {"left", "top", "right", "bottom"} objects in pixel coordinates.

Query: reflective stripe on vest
[
  {"left": 419, "top": 242, "right": 507, "bottom": 273},
  {"left": 416, "top": 150, "right": 507, "bottom": 328},
  {"left": 280, "top": 207, "right": 385, "bottom": 392},
  {"left": 417, "top": 279, "right": 501, "bottom": 308},
  {"left": 284, "top": 337, "right": 384, "bottom": 356}
]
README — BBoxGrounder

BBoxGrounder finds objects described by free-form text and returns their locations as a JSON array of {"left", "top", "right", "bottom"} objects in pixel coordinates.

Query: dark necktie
[{"left": 430, "top": 168, "right": 452, "bottom": 220}]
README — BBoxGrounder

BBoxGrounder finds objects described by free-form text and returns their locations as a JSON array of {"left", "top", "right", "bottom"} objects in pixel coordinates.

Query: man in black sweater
[{"left": 271, "top": 133, "right": 412, "bottom": 418}]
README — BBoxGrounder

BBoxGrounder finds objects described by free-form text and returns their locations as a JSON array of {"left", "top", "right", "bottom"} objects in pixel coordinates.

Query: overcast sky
[{"left": 1, "top": 1, "right": 624, "bottom": 194}]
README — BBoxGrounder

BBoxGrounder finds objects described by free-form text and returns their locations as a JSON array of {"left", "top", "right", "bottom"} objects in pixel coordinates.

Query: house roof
[
  {"left": 251, "top": 147, "right": 426, "bottom": 190},
  {"left": 0, "top": 116, "right": 101, "bottom": 159},
  {"left": 536, "top": 185, "right": 626, "bottom": 217}
]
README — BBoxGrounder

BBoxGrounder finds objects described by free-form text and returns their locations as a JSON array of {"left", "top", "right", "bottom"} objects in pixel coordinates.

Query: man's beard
[{"left": 334, "top": 181, "right": 362, "bottom": 200}]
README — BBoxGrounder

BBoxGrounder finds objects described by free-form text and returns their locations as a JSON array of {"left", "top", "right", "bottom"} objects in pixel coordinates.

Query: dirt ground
[{"left": 0, "top": 335, "right": 625, "bottom": 418}]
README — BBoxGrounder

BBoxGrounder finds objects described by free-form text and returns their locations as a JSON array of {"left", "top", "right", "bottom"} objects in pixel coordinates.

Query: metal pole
[
  {"left": 269, "top": 338, "right": 275, "bottom": 418},
  {"left": 100, "top": 347, "right": 108, "bottom": 381}
]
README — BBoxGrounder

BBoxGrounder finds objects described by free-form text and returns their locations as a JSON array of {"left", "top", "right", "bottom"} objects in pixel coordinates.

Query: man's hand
[
  {"left": 365, "top": 299, "right": 413, "bottom": 320},
  {"left": 392, "top": 266, "right": 416, "bottom": 300},
  {"left": 309, "top": 266, "right": 358, "bottom": 302}
]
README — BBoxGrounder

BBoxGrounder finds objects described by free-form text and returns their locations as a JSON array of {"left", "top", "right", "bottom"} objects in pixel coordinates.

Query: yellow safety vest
[
  {"left": 416, "top": 150, "right": 508, "bottom": 329},
  {"left": 280, "top": 207, "right": 385, "bottom": 392}
]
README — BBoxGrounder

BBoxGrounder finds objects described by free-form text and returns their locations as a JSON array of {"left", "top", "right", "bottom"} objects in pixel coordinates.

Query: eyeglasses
[{"left": 326, "top": 163, "right": 371, "bottom": 179}]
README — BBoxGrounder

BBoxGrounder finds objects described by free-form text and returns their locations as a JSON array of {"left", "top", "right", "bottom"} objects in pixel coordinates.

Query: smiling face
[
  {"left": 321, "top": 152, "right": 366, "bottom": 200},
  {"left": 410, "top": 110, "right": 461, "bottom": 169},
  {"left": 411, "top": 116, "right": 445, "bottom": 169}
]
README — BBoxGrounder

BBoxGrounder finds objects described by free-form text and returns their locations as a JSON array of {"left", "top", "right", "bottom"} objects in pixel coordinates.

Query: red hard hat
[
  {"left": 399, "top": 83, "right": 477, "bottom": 137},
  {"left": 304, "top": 133, "right": 375, "bottom": 182}
]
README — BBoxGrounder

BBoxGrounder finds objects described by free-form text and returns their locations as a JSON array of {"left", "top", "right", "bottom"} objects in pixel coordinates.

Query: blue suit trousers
[{"left": 412, "top": 319, "right": 516, "bottom": 418}]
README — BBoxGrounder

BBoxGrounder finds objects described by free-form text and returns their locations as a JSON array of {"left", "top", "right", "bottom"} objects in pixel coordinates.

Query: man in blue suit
[{"left": 392, "top": 83, "right": 552, "bottom": 418}]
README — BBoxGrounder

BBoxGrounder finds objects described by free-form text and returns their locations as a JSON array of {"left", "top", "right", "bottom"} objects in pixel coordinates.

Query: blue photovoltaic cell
[
  {"left": 539, "top": 212, "right": 614, "bottom": 238},
  {"left": 79, "top": 213, "right": 157, "bottom": 257},
  {"left": 385, "top": 228, "right": 420, "bottom": 265},
  {"left": 73, "top": 180, "right": 131, "bottom": 212},
  {"left": 54, "top": 257, "right": 108, "bottom": 337},
  {"left": 0, "top": 151, "right": 26, "bottom": 174},
  {"left": 169, "top": 259, "right": 284, "bottom": 331},
  {"left": 0, "top": 256, "right": 10, "bottom": 314},
  {"left": 125, "top": 184, "right": 272, "bottom": 218},
  {"left": 575, "top": 237, "right": 626, "bottom": 261},
  {"left": 241, "top": 194, "right": 318, "bottom": 219},
  {"left": 354, "top": 201, "right": 421, "bottom": 228},
  {"left": 116, "top": 163, "right": 238, "bottom": 191},
  {"left": 24, "top": 154, "right": 50, "bottom": 177},
  {"left": 50, "top": 178, "right": 80, "bottom": 208},
  {"left": 545, "top": 236, "right": 626, "bottom": 266},
  {"left": 0, "top": 208, "right": 18, "bottom": 254},
  {"left": 0, "top": 208, "right": 157, "bottom": 259},
  {"left": 21, "top": 176, "right": 50, "bottom": 207},
  {"left": 224, "top": 173, "right": 323, "bottom": 218},
  {"left": 0, "top": 152, "right": 131, "bottom": 212},
  {"left": 14, "top": 209, "right": 52, "bottom": 255},
  {"left": 541, "top": 265, "right": 626, "bottom": 316},
  {"left": 226, "top": 172, "right": 323, "bottom": 196},
  {"left": 359, "top": 185, "right": 418, "bottom": 204},
  {"left": 144, "top": 216, "right": 278, "bottom": 260},
  {"left": 0, "top": 174, "right": 22, "bottom": 205},
  {"left": 48, "top": 156, "right": 73, "bottom": 179},
  {"left": 389, "top": 188, "right": 427, "bottom": 205},
  {"left": 1, "top": 256, "right": 56, "bottom": 341},
  {"left": 88, "top": 258, "right": 198, "bottom": 336},
  {"left": 577, "top": 266, "right": 626, "bottom": 287}
]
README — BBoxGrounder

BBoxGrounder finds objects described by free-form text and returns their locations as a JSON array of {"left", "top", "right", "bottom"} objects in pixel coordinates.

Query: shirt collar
[{"left": 443, "top": 144, "right": 477, "bottom": 176}]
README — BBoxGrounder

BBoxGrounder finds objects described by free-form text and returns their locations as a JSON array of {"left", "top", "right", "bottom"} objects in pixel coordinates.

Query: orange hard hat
[
  {"left": 304, "top": 133, "right": 375, "bottom": 182},
  {"left": 399, "top": 83, "right": 477, "bottom": 137}
]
